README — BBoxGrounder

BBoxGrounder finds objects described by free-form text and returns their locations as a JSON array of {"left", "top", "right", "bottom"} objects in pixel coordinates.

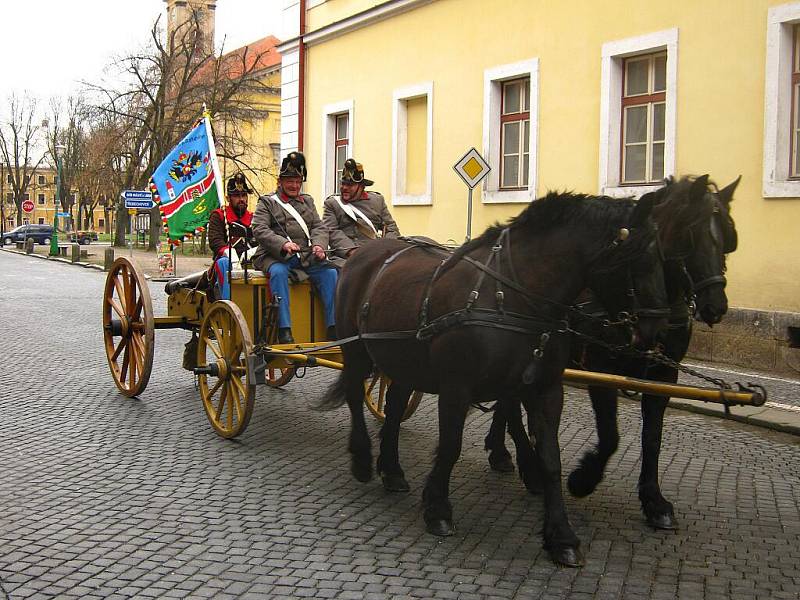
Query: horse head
[{"left": 585, "top": 192, "right": 669, "bottom": 350}]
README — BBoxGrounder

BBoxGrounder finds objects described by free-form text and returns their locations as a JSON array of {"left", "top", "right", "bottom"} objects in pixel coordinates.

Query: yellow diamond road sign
[{"left": 453, "top": 147, "right": 491, "bottom": 189}]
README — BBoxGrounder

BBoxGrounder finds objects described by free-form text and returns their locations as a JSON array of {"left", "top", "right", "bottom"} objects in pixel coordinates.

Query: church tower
[{"left": 164, "top": 0, "right": 216, "bottom": 56}]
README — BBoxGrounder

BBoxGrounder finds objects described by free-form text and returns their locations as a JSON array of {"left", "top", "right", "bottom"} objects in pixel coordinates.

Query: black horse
[
  {"left": 485, "top": 175, "right": 740, "bottom": 531},
  {"left": 321, "top": 191, "right": 670, "bottom": 567}
]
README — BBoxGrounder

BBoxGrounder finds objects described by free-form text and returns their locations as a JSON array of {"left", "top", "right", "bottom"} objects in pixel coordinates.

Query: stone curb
[{"left": 3, "top": 246, "right": 798, "bottom": 437}]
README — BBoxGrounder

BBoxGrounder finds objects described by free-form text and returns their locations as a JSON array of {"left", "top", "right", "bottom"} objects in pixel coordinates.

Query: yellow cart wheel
[
  {"left": 265, "top": 365, "right": 295, "bottom": 388},
  {"left": 102, "top": 257, "right": 154, "bottom": 397},
  {"left": 197, "top": 301, "right": 255, "bottom": 438},
  {"left": 364, "top": 372, "right": 423, "bottom": 423}
]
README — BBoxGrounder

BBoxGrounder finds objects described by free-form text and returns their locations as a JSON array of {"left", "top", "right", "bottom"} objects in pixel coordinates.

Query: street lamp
[{"left": 49, "top": 144, "right": 67, "bottom": 256}]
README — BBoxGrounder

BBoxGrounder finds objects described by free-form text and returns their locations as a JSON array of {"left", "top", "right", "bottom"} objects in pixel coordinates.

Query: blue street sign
[
  {"left": 56, "top": 212, "right": 70, "bottom": 217},
  {"left": 124, "top": 190, "right": 154, "bottom": 209}
]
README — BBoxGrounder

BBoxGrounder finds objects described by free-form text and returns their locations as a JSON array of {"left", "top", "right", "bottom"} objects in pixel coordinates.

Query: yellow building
[
  {"left": 2, "top": 166, "right": 108, "bottom": 233},
  {"left": 277, "top": 0, "right": 800, "bottom": 372}
]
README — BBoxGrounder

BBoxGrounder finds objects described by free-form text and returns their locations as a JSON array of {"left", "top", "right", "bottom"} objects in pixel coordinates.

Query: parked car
[
  {"left": 69, "top": 230, "right": 99, "bottom": 245},
  {"left": 2, "top": 224, "right": 55, "bottom": 246}
]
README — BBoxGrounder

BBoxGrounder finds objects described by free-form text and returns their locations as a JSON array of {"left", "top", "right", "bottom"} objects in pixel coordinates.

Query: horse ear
[
  {"left": 690, "top": 174, "right": 710, "bottom": 201},
  {"left": 717, "top": 175, "right": 741, "bottom": 205},
  {"left": 630, "top": 192, "right": 656, "bottom": 226}
]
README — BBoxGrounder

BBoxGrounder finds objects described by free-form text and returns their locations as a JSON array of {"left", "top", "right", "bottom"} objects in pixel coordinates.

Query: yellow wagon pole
[{"left": 562, "top": 368, "right": 766, "bottom": 407}]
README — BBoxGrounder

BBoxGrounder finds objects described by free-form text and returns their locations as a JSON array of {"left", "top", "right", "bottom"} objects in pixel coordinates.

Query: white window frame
[
  {"left": 764, "top": 3, "right": 800, "bottom": 197},
  {"left": 321, "top": 99, "right": 354, "bottom": 198},
  {"left": 599, "top": 28, "right": 678, "bottom": 198},
  {"left": 482, "top": 58, "right": 539, "bottom": 204},
  {"left": 391, "top": 82, "right": 434, "bottom": 206}
]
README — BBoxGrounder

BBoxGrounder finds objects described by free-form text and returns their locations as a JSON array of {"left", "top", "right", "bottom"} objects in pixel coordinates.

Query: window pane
[
  {"left": 503, "top": 121, "right": 520, "bottom": 155},
  {"left": 625, "top": 58, "right": 649, "bottom": 96},
  {"left": 522, "top": 153, "right": 529, "bottom": 187},
  {"left": 624, "top": 145, "right": 647, "bottom": 182},
  {"left": 795, "top": 86, "right": 800, "bottom": 176},
  {"left": 523, "top": 119, "right": 530, "bottom": 153},
  {"left": 503, "top": 81, "right": 521, "bottom": 114},
  {"left": 502, "top": 155, "right": 519, "bottom": 188},
  {"left": 336, "top": 115, "right": 348, "bottom": 141},
  {"left": 624, "top": 105, "right": 648, "bottom": 144},
  {"left": 523, "top": 79, "right": 530, "bottom": 111},
  {"left": 653, "top": 55, "right": 667, "bottom": 92},
  {"left": 651, "top": 143, "right": 665, "bottom": 181},
  {"left": 652, "top": 103, "right": 665, "bottom": 141}
]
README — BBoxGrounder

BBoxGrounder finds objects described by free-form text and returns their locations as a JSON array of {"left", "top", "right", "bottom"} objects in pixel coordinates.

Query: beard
[{"left": 232, "top": 203, "right": 246, "bottom": 217}]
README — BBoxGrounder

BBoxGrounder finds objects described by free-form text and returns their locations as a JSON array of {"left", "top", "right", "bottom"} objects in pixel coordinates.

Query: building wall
[{"left": 296, "top": 0, "right": 800, "bottom": 312}]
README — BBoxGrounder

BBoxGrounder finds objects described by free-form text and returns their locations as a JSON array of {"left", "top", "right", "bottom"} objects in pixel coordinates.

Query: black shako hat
[
  {"left": 340, "top": 158, "right": 373, "bottom": 187},
  {"left": 226, "top": 172, "right": 253, "bottom": 195},
  {"left": 279, "top": 151, "right": 307, "bottom": 181}
]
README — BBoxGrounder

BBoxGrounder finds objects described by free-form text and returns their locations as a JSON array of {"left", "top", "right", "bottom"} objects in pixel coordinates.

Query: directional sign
[
  {"left": 56, "top": 212, "right": 70, "bottom": 218},
  {"left": 123, "top": 190, "right": 155, "bottom": 210},
  {"left": 22, "top": 200, "right": 35, "bottom": 214},
  {"left": 453, "top": 147, "right": 491, "bottom": 189}
]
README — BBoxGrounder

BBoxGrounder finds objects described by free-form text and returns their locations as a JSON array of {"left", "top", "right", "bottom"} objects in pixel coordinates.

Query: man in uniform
[
  {"left": 323, "top": 158, "right": 400, "bottom": 261},
  {"left": 208, "top": 172, "right": 256, "bottom": 300},
  {"left": 251, "top": 152, "right": 337, "bottom": 344}
]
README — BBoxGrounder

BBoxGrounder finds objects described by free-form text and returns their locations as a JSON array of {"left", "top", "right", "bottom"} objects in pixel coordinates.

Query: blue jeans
[
  {"left": 267, "top": 256, "right": 337, "bottom": 328},
  {"left": 214, "top": 256, "right": 231, "bottom": 300}
]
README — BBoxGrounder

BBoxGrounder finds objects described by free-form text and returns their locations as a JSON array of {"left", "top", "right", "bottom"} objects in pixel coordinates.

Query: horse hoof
[
  {"left": 647, "top": 512, "right": 678, "bottom": 530},
  {"left": 351, "top": 461, "right": 373, "bottom": 483},
  {"left": 567, "top": 469, "right": 598, "bottom": 498},
  {"left": 425, "top": 518, "right": 455, "bottom": 537},
  {"left": 381, "top": 473, "right": 410, "bottom": 493},
  {"left": 549, "top": 546, "right": 585, "bottom": 568},
  {"left": 489, "top": 453, "right": 515, "bottom": 473}
]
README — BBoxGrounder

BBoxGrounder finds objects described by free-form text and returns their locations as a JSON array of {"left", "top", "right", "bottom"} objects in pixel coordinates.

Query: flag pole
[{"left": 203, "top": 104, "right": 231, "bottom": 298}]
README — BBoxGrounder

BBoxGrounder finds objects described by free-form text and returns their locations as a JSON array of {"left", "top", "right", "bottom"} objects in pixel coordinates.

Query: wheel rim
[
  {"left": 102, "top": 257, "right": 154, "bottom": 397},
  {"left": 364, "top": 372, "right": 423, "bottom": 423},
  {"left": 197, "top": 301, "right": 255, "bottom": 438},
  {"left": 265, "top": 364, "right": 295, "bottom": 388}
]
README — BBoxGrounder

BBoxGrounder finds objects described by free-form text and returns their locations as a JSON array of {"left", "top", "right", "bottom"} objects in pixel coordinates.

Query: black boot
[
  {"left": 326, "top": 325, "right": 337, "bottom": 342},
  {"left": 278, "top": 327, "right": 294, "bottom": 344}
]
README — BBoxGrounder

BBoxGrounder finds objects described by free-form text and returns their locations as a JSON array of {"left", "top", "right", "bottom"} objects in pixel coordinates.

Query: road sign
[
  {"left": 453, "top": 147, "right": 491, "bottom": 189},
  {"left": 128, "top": 209, "right": 137, "bottom": 216},
  {"left": 22, "top": 200, "right": 35, "bottom": 214},
  {"left": 56, "top": 212, "right": 70, "bottom": 218},
  {"left": 123, "top": 190, "right": 154, "bottom": 210}
]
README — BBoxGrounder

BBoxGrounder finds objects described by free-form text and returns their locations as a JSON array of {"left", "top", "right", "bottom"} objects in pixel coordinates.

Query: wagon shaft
[{"left": 562, "top": 368, "right": 766, "bottom": 407}]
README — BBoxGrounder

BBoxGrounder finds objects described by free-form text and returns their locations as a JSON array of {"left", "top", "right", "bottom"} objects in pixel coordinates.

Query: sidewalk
[{"left": 2, "top": 244, "right": 799, "bottom": 437}]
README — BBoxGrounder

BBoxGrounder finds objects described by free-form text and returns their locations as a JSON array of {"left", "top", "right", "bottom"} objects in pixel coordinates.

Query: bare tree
[
  {"left": 88, "top": 11, "right": 275, "bottom": 249},
  {"left": 0, "top": 93, "right": 45, "bottom": 227}
]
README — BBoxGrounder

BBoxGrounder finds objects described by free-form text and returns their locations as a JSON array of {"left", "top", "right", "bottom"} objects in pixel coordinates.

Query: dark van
[{"left": 2, "top": 224, "right": 55, "bottom": 245}]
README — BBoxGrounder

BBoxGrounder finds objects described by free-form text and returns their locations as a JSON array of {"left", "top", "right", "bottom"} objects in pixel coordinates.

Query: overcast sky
[{"left": 1, "top": 0, "right": 285, "bottom": 101}]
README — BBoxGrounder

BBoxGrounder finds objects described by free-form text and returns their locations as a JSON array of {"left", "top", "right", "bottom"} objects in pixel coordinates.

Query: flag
[{"left": 149, "top": 116, "right": 224, "bottom": 244}]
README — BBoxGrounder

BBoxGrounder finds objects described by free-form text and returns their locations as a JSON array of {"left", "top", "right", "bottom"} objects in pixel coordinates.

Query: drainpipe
[{"left": 297, "top": 0, "right": 306, "bottom": 152}]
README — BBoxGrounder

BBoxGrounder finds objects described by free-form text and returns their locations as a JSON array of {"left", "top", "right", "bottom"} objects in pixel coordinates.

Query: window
[
  {"left": 23, "top": 193, "right": 29, "bottom": 201},
  {"left": 37, "top": 175, "right": 45, "bottom": 185},
  {"left": 392, "top": 82, "right": 434, "bottom": 205},
  {"left": 321, "top": 99, "right": 353, "bottom": 197},
  {"left": 482, "top": 58, "right": 539, "bottom": 203},
  {"left": 38, "top": 193, "right": 45, "bottom": 205},
  {"left": 334, "top": 114, "right": 349, "bottom": 191},
  {"left": 500, "top": 78, "right": 530, "bottom": 189},
  {"left": 621, "top": 53, "right": 666, "bottom": 184},
  {"left": 599, "top": 28, "right": 677, "bottom": 197},
  {"left": 764, "top": 4, "right": 800, "bottom": 196},
  {"left": 98, "top": 218, "right": 105, "bottom": 228},
  {"left": 5, "top": 175, "right": 10, "bottom": 184},
  {"left": 23, "top": 218, "right": 29, "bottom": 225},
  {"left": 38, "top": 218, "right": 44, "bottom": 225}
]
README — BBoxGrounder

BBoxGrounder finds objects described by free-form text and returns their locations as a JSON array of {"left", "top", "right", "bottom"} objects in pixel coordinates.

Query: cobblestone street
[{"left": 1, "top": 251, "right": 799, "bottom": 599}]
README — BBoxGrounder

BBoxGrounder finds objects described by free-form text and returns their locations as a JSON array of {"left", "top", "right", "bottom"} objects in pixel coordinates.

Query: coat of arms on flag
[{"left": 150, "top": 115, "right": 224, "bottom": 244}]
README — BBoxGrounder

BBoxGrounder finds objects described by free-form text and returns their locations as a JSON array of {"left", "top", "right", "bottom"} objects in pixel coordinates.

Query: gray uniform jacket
[
  {"left": 251, "top": 187, "right": 331, "bottom": 274},
  {"left": 322, "top": 191, "right": 400, "bottom": 259}
]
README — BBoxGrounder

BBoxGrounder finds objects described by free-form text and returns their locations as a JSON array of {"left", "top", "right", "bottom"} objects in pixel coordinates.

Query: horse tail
[{"left": 315, "top": 371, "right": 349, "bottom": 410}]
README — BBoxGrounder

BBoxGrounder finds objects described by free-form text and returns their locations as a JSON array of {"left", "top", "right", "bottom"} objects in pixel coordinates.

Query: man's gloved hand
[
  {"left": 311, "top": 245, "right": 326, "bottom": 261},
  {"left": 282, "top": 241, "right": 301, "bottom": 256}
]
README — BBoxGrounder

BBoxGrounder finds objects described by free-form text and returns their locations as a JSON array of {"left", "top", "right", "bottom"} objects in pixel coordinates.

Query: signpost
[
  {"left": 22, "top": 200, "right": 34, "bottom": 214},
  {"left": 453, "top": 148, "right": 491, "bottom": 241},
  {"left": 123, "top": 190, "right": 155, "bottom": 210}
]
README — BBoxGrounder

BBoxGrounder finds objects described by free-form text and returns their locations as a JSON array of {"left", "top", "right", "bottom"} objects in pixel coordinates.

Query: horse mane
[
  {"left": 651, "top": 175, "right": 715, "bottom": 250},
  {"left": 451, "top": 191, "right": 648, "bottom": 271}
]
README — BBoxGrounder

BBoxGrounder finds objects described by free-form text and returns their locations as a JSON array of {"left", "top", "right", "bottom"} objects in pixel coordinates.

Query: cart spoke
[
  {"left": 109, "top": 298, "right": 125, "bottom": 319},
  {"left": 207, "top": 377, "right": 223, "bottom": 399},
  {"left": 133, "top": 294, "right": 144, "bottom": 320},
  {"left": 226, "top": 381, "right": 234, "bottom": 429},
  {"left": 120, "top": 344, "right": 130, "bottom": 385},
  {"left": 113, "top": 275, "right": 127, "bottom": 311},
  {"left": 111, "top": 337, "right": 127, "bottom": 361},
  {"left": 215, "top": 383, "right": 229, "bottom": 422},
  {"left": 231, "top": 376, "right": 247, "bottom": 405},
  {"left": 206, "top": 338, "right": 222, "bottom": 360},
  {"left": 126, "top": 269, "right": 137, "bottom": 310},
  {"left": 129, "top": 341, "right": 138, "bottom": 388}
]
